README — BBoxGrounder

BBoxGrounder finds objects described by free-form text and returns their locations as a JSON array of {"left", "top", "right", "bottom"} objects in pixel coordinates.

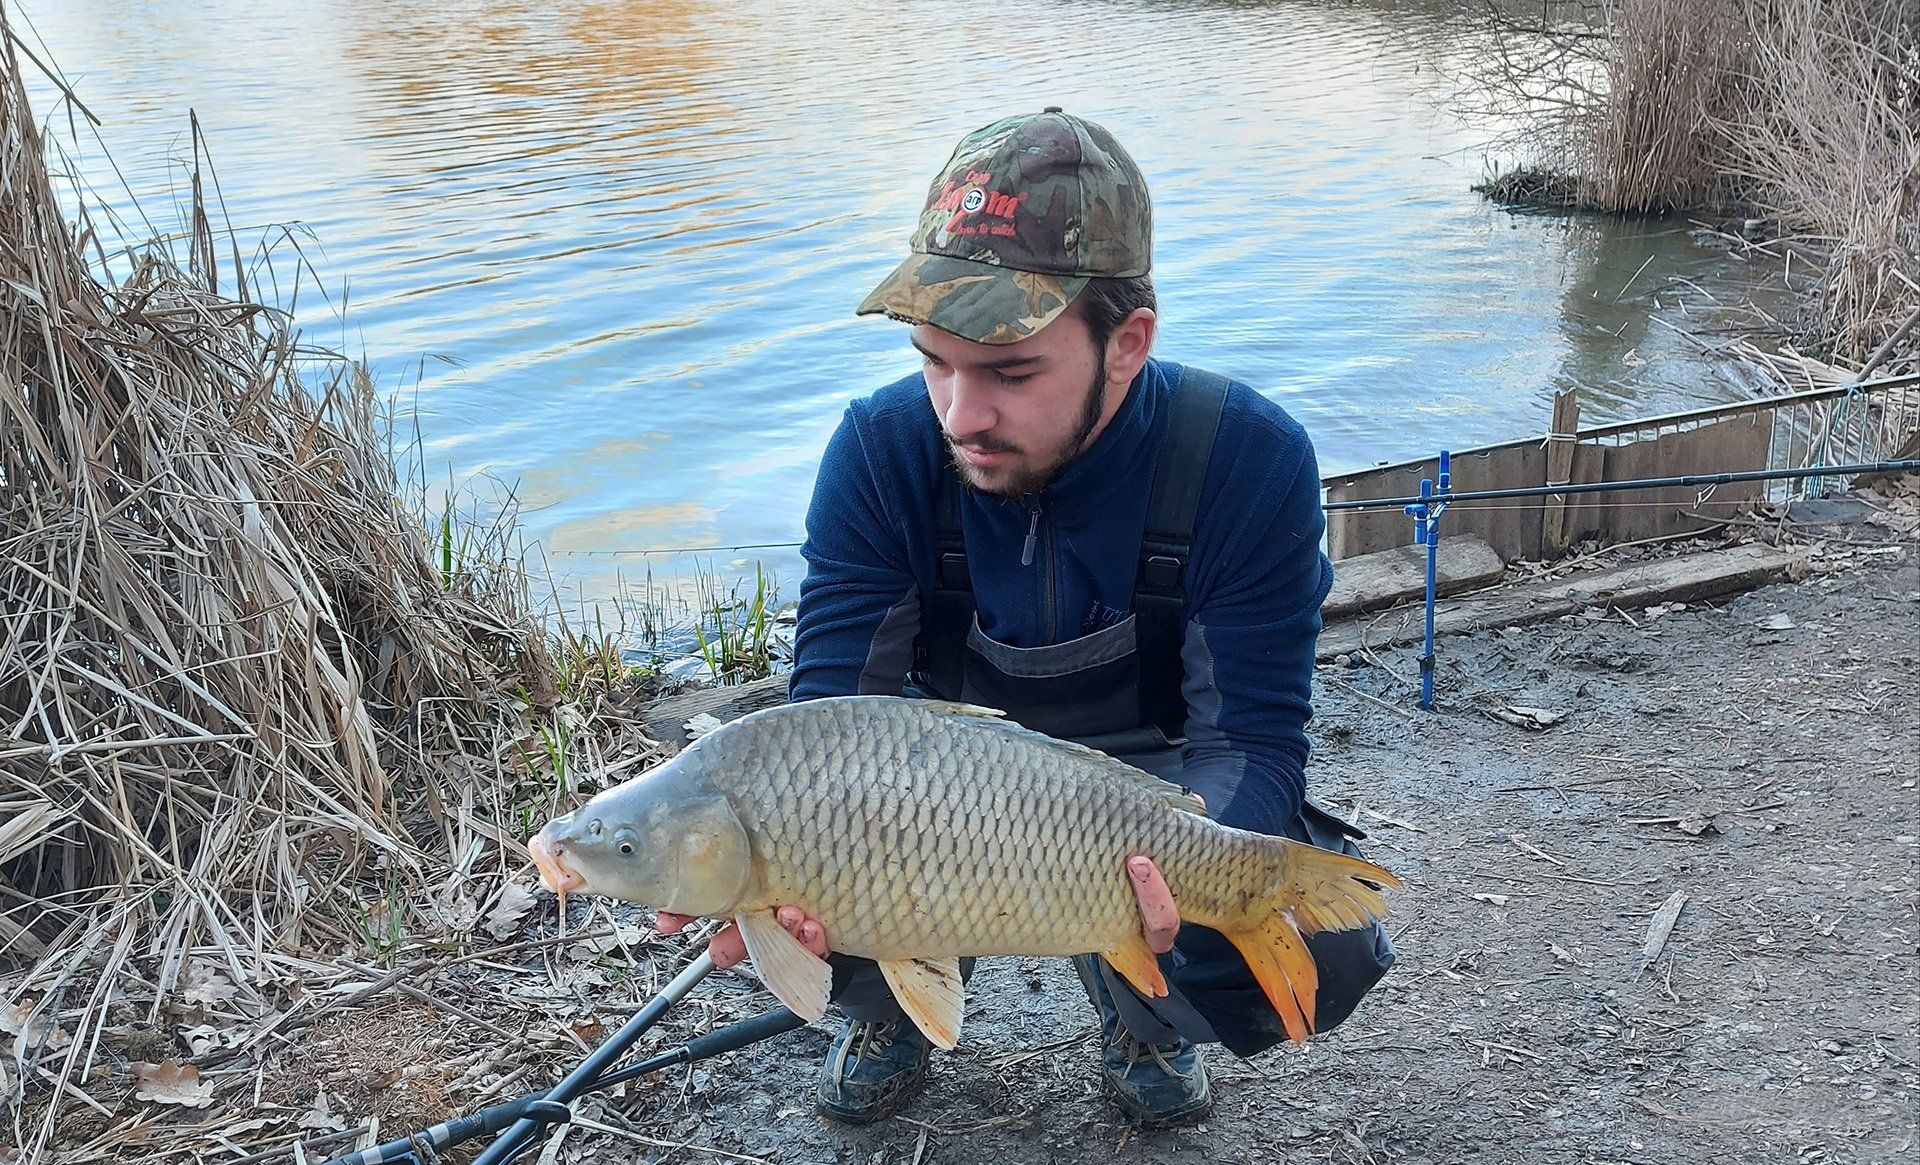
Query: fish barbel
[{"left": 528, "top": 696, "right": 1401, "bottom": 1049}]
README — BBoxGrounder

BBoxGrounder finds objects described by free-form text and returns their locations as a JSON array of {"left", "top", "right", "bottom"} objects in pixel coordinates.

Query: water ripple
[{"left": 22, "top": 0, "right": 1791, "bottom": 600}]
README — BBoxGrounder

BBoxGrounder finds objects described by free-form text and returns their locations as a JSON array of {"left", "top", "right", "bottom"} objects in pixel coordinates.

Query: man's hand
[
  {"left": 653, "top": 906, "right": 830, "bottom": 969},
  {"left": 1128, "top": 855, "right": 1182, "bottom": 954},
  {"left": 1127, "top": 788, "right": 1199, "bottom": 954}
]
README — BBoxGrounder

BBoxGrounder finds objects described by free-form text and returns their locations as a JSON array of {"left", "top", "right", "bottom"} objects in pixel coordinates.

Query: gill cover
[{"left": 658, "top": 792, "right": 754, "bottom": 915}]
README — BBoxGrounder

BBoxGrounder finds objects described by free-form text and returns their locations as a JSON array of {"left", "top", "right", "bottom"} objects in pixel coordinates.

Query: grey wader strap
[
  {"left": 917, "top": 468, "right": 972, "bottom": 698},
  {"left": 1134, "top": 366, "right": 1229, "bottom": 734}
]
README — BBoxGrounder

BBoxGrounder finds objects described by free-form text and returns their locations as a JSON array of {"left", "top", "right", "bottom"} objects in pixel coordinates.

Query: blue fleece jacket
[{"left": 788, "top": 357, "right": 1333, "bottom": 836}]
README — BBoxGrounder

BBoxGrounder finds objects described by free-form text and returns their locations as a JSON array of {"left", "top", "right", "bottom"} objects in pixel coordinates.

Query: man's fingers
[
  {"left": 1128, "top": 855, "right": 1181, "bottom": 955},
  {"left": 654, "top": 911, "right": 746, "bottom": 968},
  {"left": 775, "top": 904, "right": 830, "bottom": 957},
  {"left": 708, "top": 922, "right": 747, "bottom": 970}
]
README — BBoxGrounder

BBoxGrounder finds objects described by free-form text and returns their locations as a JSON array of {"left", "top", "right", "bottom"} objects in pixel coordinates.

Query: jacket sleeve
[
  {"left": 788, "top": 406, "right": 922, "bottom": 701},
  {"left": 1176, "top": 419, "right": 1332, "bottom": 836}
]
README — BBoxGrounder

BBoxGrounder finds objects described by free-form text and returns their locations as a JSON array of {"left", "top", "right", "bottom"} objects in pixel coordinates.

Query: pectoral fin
[
  {"left": 734, "top": 912, "right": 832, "bottom": 1022},
  {"left": 875, "top": 956, "right": 964, "bottom": 1050},
  {"left": 1100, "top": 933, "right": 1168, "bottom": 999}
]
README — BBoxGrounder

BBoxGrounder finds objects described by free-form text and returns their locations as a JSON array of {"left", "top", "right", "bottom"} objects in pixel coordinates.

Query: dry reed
[
  {"left": 1475, "top": 0, "right": 1920, "bottom": 375},
  {"left": 0, "top": 10, "right": 642, "bottom": 1158}
]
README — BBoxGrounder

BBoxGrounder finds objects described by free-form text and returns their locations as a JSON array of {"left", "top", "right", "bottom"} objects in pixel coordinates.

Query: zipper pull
[{"left": 1021, "top": 507, "right": 1041, "bottom": 567}]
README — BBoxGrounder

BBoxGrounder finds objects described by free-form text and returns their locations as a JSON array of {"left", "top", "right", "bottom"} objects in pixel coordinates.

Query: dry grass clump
[
  {"left": 1568, "top": 0, "right": 1751, "bottom": 214},
  {"left": 1713, "top": 0, "right": 1920, "bottom": 371},
  {"left": 1473, "top": 0, "right": 1920, "bottom": 375},
  {"left": 0, "top": 18, "right": 649, "bottom": 1159}
]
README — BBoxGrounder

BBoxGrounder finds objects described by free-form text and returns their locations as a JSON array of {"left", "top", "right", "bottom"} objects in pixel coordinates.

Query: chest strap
[{"left": 1134, "top": 366, "right": 1228, "bottom": 733}]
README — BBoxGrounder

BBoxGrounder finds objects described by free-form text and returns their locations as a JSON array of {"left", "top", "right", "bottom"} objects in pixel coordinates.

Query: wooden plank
[
  {"left": 1316, "top": 543, "right": 1794, "bottom": 659},
  {"left": 1598, "top": 434, "right": 1662, "bottom": 544},
  {"left": 641, "top": 673, "right": 787, "bottom": 749},
  {"left": 1475, "top": 441, "right": 1547, "bottom": 562},
  {"left": 1325, "top": 461, "right": 1433, "bottom": 560},
  {"left": 1596, "top": 415, "right": 1769, "bottom": 544},
  {"left": 1565, "top": 442, "right": 1609, "bottom": 547},
  {"left": 1541, "top": 390, "right": 1580, "bottom": 555},
  {"left": 1326, "top": 443, "right": 1545, "bottom": 564},
  {"left": 1321, "top": 535, "right": 1506, "bottom": 620}
]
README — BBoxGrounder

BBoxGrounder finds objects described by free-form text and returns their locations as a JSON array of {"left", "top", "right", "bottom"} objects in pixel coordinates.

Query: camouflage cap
[{"left": 856, "top": 108, "right": 1151, "bottom": 345}]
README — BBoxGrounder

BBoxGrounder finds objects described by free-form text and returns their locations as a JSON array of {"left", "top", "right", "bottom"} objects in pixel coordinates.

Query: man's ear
[{"left": 1104, "top": 307, "right": 1157, "bottom": 388}]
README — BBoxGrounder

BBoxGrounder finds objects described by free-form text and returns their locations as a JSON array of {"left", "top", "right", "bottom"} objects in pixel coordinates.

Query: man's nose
[{"left": 942, "top": 375, "right": 998, "bottom": 442}]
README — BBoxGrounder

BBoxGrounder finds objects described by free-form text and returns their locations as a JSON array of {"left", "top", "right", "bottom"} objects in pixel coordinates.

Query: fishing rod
[
  {"left": 552, "top": 459, "right": 1920, "bottom": 556},
  {"left": 1321, "top": 459, "right": 1920, "bottom": 511},
  {"left": 322, "top": 953, "right": 808, "bottom": 1165}
]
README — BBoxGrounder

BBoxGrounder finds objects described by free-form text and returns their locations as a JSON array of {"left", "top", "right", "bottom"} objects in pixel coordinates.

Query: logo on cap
[{"left": 961, "top": 188, "right": 986, "bottom": 213}]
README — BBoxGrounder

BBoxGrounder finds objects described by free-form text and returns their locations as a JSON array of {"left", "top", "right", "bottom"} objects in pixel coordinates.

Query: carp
[{"left": 528, "top": 696, "right": 1401, "bottom": 1049}]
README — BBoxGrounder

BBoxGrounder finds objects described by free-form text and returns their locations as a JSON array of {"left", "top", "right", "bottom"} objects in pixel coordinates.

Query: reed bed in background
[
  {"left": 1712, "top": 0, "right": 1920, "bottom": 373},
  {"left": 1474, "top": 0, "right": 1920, "bottom": 376},
  {"left": 0, "top": 14, "right": 663, "bottom": 1157}
]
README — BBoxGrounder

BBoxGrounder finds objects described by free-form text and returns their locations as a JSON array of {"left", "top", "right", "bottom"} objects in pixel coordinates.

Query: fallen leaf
[
  {"left": 2, "top": 1000, "right": 71, "bottom": 1052},
  {"left": 1492, "top": 705, "right": 1566, "bottom": 730},
  {"left": 1548, "top": 943, "right": 1575, "bottom": 964},
  {"left": 428, "top": 886, "right": 480, "bottom": 936},
  {"left": 178, "top": 961, "right": 238, "bottom": 1009},
  {"left": 133, "top": 1060, "right": 218, "bottom": 1108},
  {"left": 484, "top": 882, "right": 538, "bottom": 940},
  {"left": 1756, "top": 614, "right": 1797, "bottom": 631},
  {"left": 565, "top": 922, "right": 651, "bottom": 962},
  {"left": 1640, "top": 890, "right": 1690, "bottom": 969},
  {"left": 684, "top": 713, "right": 726, "bottom": 738},
  {"left": 1471, "top": 893, "right": 1509, "bottom": 906},
  {"left": 299, "top": 1087, "right": 349, "bottom": 1132},
  {"left": 179, "top": 1023, "right": 239, "bottom": 1058},
  {"left": 568, "top": 1016, "right": 606, "bottom": 1043}
]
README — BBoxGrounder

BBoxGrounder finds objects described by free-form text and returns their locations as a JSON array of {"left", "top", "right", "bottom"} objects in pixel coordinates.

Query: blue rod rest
[{"left": 1403, "top": 452, "right": 1451, "bottom": 711}]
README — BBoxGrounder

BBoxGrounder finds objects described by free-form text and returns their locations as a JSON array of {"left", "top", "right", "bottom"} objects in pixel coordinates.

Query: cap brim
[{"left": 856, "top": 252, "right": 1089, "bottom": 345}]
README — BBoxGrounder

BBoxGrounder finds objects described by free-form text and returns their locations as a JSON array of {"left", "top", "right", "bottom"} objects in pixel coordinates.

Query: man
[{"left": 663, "top": 108, "right": 1394, "bottom": 1129}]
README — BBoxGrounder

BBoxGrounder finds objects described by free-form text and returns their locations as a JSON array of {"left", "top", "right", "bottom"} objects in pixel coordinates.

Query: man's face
[{"left": 915, "top": 312, "right": 1118, "bottom": 500}]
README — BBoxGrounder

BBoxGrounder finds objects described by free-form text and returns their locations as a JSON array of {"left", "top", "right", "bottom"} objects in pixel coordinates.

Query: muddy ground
[
  {"left": 241, "top": 513, "right": 1917, "bottom": 1165},
  {"left": 577, "top": 550, "right": 1913, "bottom": 1165}
]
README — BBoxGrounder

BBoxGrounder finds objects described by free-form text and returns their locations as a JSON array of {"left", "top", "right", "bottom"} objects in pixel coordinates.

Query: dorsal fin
[
  {"left": 916, "top": 699, "right": 1209, "bottom": 817},
  {"left": 918, "top": 700, "right": 1005, "bottom": 719}
]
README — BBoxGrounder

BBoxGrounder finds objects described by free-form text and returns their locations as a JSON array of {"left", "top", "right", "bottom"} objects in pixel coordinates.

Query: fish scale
[{"left": 529, "top": 695, "right": 1402, "bottom": 1046}]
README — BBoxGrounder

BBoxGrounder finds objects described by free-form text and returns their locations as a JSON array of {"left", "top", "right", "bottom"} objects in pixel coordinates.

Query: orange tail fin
[
  {"left": 1220, "top": 840, "right": 1404, "bottom": 1044},
  {"left": 1219, "top": 912, "right": 1320, "bottom": 1043}
]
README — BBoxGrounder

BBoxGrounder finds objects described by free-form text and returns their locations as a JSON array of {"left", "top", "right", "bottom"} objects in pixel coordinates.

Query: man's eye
[{"left": 994, "top": 371, "right": 1033, "bottom": 386}]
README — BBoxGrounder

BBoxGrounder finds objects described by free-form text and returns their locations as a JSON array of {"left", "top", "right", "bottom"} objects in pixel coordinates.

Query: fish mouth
[{"left": 528, "top": 830, "right": 587, "bottom": 896}]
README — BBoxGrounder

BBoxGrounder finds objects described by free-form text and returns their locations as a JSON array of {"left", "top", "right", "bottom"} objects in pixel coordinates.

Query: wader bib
[{"left": 836, "top": 367, "right": 1395, "bottom": 1057}]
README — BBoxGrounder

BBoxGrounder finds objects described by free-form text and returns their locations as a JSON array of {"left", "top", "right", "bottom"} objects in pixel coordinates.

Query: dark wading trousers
[{"left": 826, "top": 732, "right": 1398, "bottom": 1059}]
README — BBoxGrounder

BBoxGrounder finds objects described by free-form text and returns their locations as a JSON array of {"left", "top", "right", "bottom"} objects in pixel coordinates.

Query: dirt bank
[
  {"left": 103, "top": 497, "right": 1911, "bottom": 1165},
  {"left": 377, "top": 504, "right": 1911, "bottom": 1165}
]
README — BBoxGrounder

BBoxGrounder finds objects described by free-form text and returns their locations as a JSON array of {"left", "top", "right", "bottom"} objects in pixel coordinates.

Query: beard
[{"left": 947, "top": 367, "right": 1107, "bottom": 501}]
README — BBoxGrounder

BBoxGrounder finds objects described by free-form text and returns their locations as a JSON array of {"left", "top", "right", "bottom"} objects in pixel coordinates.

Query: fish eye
[{"left": 614, "top": 827, "right": 640, "bottom": 857}]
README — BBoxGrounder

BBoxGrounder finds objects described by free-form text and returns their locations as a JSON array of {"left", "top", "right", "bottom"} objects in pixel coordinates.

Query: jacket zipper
[
  {"left": 1021, "top": 503, "right": 1058, "bottom": 642},
  {"left": 1042, "top": 515, "right": 1057, "bottom": 642}
]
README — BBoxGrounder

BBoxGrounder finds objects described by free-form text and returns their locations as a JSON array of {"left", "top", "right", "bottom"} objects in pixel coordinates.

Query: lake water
[{"left": 19, "top": 0, "right": 1790, "bottom": 610}]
